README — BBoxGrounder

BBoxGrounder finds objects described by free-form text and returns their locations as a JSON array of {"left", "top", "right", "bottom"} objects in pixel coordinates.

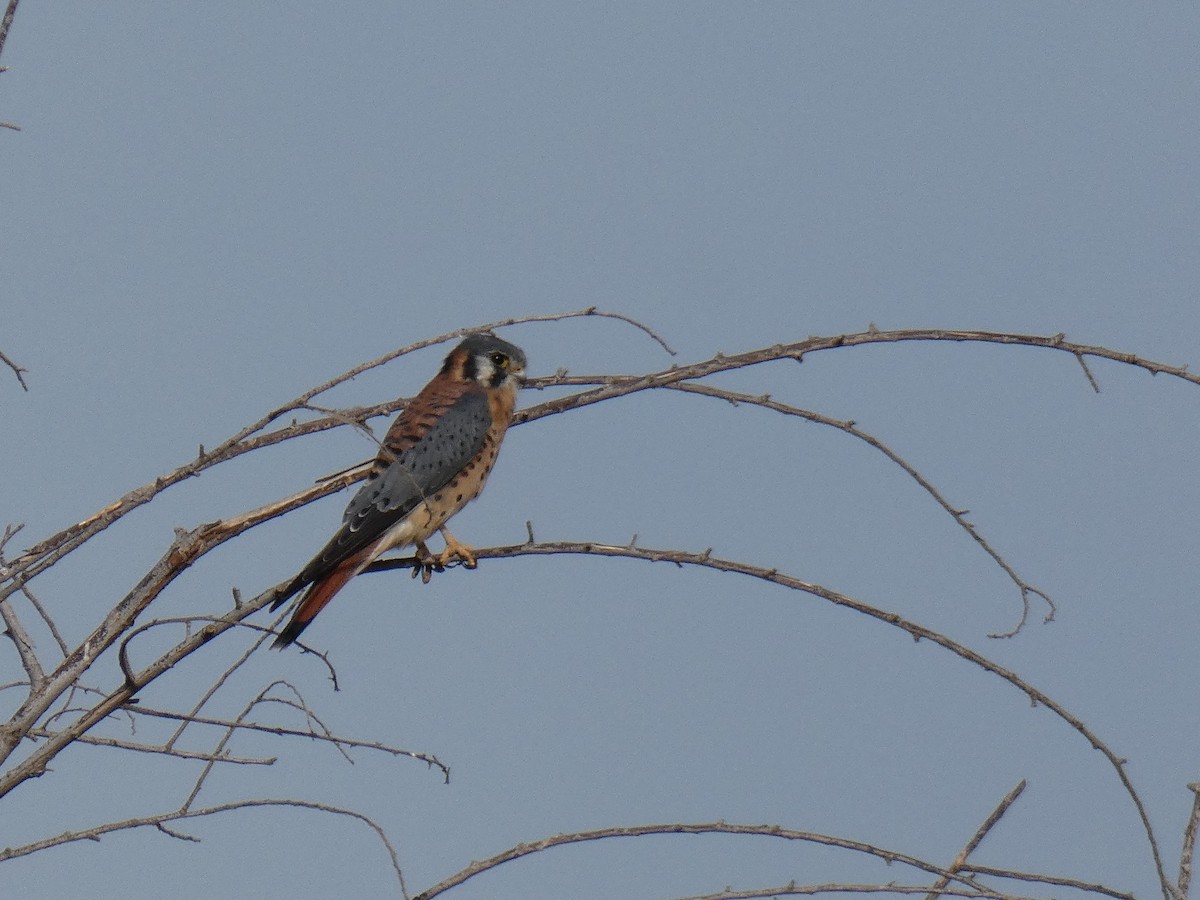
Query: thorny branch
[
  {"left": 368, "top": 539, "right": 1169, "bottom": 900},
  {"left": 1, "top": 316, "right": 1194, "bottom": 899},
  {"left": 409, "top": 818, "right": 1130, "bottom": 900},
  {"left": 0, "top": 796, "right": 406, "bottom": 893}
]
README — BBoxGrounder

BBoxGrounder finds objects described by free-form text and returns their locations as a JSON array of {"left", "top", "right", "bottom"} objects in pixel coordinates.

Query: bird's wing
[{"left": 272, "top": 389, "right": 492, "bottom": 608}]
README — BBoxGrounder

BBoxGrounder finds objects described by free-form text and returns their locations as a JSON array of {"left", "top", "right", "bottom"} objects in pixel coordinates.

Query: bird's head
[{"left": 445, "top": 333, "right": 527, "bottom": 394}]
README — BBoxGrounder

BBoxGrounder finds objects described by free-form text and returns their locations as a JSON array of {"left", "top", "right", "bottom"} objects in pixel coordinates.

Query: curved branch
[
  {"left": 411, "top": 820, "right": 978, "bottom": 900},
  {"left": 2, "top": 322, "right": 1192, "bottom": 894},
  {"left": 668, "top": 887, "right": 1037, "bottom": 900},
  {"left": 656, "top": 381, "right": 1053, "bottom": 636},
  {"left": 368, "top": 540, "right": 1163, "bottom": 899},
  {"left": 0, "top": 797, "right": 407, "bottom": 894},
  {"left": 1, "top": 308, "right": 668, "bottom": 592}
]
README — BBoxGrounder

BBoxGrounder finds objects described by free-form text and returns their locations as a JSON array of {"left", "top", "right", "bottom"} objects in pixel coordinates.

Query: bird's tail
[{"left": 271, "top": 554, "right": 365, "bottom": 649}]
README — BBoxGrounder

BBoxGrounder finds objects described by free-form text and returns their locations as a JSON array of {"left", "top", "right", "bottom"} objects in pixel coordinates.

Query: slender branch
[
  {"left": 131, "top": 704, "right": 449, "bottom": 777},
  {"left": 25, "top": 727, "right": 274, "bottom": 765},
  {"left": 16, "top": 583, "right": 70, "bottom": 656},
  {"left": 668, "top": 886, "right": 1038, "bottom": 900},
  {"left": 411, "top": 821, "right": 978, "bottom": 900},
  {"left": 656, "top": 381, "right": 1053, "bottom": 635},
  {"left": 1179, "top": 784, "right": 1200, "bottom": 899},
  {"left": 0, "top": 593, "right": 42, "bottom": 690},
  {"left": 0, "top": 797, "right": 407, "bottom": 894},
  {"left": 180, "top": 681, "right": 285, "bottom": 811},
  {"left": 165, "top": 623, "right": 271, "bottom": 752},
  {"left": 0, "top": 348, "right": 28, "bottom": 390},
  {"left": 0, "top": 0, "right": 18, "bottom": 63},
  {"left": 370, "top": 540, "right": 1165, "bottom": 899},
  {"left": 926, "top": 780, "right": 1026, "bottom": 900},
  {"left": 960, "top": 865, "right": 1136, "bottom": 900}
]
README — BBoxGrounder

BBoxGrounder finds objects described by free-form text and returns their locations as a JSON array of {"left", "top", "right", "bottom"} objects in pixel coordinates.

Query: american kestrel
[{"left": 270, "top": 333, "right": 527, "bottom": 648}]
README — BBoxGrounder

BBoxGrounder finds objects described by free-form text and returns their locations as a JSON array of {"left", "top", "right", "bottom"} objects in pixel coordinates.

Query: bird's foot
[
  {"left": 411, "top": 540, "right": 443, "bottom": 584},
  {"left": 437, "top": 528, "right": 478, "bottom": 569}
]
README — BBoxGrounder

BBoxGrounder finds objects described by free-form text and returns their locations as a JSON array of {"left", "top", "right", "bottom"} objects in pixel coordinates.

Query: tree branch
[
  {"left": 0, "top": 348, "right": 28, "bottom": 390},
  {"left": 369, "top": 540, "right": 1164, "bottom": 898}
]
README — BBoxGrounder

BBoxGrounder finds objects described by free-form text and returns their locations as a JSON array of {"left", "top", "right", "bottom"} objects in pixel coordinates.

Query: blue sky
[{"left": 2, "top": 4, "right": 1199, "bottom": 899}]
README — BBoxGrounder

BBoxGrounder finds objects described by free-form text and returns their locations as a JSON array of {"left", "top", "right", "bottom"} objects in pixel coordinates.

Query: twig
[
  {"left": 657, "top": 381, "right": 1054, "bottom": 635},
  {"left": 165, "top": 625, "right": 273, "bottom": 752},
  {"left": 0, "top": 348, "right": 28, "bottom": 389},
  {"left": 131, "top": 704, "right": 449, "bottom": 779},
  {"left": 1179, "top": 783, "right": 1200, "bottom": 899},
  {"left": 0, "top": 0, "right": 19, "bottom": 63},
  {"left": 0, "top": 797, "right": 408, "bottom": 895},
  {"left": 25, "top": 727, "right": 274, "bottom": 765},
  {"left": 16, "top": 583, "right": 70, "bottom": 656},
  {"left": 1075, "top": 352, "right": 1101, "bottom": 393},
  {"left": 926, "top": 780, "right": 1026, "bottom": 899},
  {"left": 961, "top": 864, "right": 1136, "bottom": 900}
]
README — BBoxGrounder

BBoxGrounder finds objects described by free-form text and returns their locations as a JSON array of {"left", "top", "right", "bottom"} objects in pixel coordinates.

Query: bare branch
[
  {"left": 370, "top": 540, "right": 1168, "bottom": 898},
  {"left": 0, "top": 797, "right": 407, "bottom": 893},
  {"left": 668, "top": 886, "right": 1039, "bottom": 900},
  {"left": 1179, "top": 783, "right": 1200, "bottom": 899},
  {"left": 960, "top": 865, "right": 1136, "bottom": 900},
  {"left": 656, "top": 381, "right": 1054, "bottom": 634},
  {"left": 1075, "top": 352, "right": 1101, "bottom": 393},
  {"left": 0, "top": 593, "right": 43, "bottom": 689},
  {"left": 411, "top": 821, "right": 979, "bottom": 900},
  {"left": 0, "top": 348, "right": 28, "bottom": 390},
  {"left": 15, "top": 583, "right": 70, "bottom": 657},
  {"left": 165, "top": 623, "right": 274, "bottom": 751},
  {"left": 132, "top": 704, "right": 449, "bottom": 778},
  {"left": 25, "top": 727, "right": 274, "bottom": 765},
  {"left": 0, "top": 0, "right": 18, "bottom": 63},
  {"left": 926, "top": 780, "right": 1026, "bottom": 900},
  {"left": 3, "top": 319, "right": 1194, "bottom": 894}
]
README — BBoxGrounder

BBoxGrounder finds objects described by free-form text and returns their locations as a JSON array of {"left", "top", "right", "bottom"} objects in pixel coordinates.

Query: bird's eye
[{"left": 490, "top": 352, "right": 509, "bottom": 369}]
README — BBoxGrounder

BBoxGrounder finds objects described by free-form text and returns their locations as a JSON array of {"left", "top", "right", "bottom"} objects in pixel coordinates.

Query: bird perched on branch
[{"left": 270, "top": 333, "right": 527, "bottom": 648}]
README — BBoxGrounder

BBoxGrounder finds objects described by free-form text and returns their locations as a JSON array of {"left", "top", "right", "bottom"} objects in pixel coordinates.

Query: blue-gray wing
[{"left": 280, "top": 390, "right": 492, "bottom": 597}]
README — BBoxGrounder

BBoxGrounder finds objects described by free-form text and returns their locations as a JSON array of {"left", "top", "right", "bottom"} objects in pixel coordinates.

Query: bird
[{"left": 269, "top": 333, "right": 527, "bottom": 648}]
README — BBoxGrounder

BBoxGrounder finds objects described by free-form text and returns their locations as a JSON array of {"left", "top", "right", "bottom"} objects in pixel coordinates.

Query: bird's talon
[{"left": 436, "top": 528, "right": 478, "bottom": 570}]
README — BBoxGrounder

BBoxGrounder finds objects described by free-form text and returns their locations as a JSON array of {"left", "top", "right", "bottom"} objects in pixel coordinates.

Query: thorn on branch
[{"left": 525, "top": 521, "right": 536, "bottom": 544}]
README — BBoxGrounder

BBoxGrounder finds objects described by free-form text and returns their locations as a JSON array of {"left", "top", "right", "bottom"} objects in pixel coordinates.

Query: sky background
[{"left": 2, "top": 4, "right": 1199, "bottom": 899}]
